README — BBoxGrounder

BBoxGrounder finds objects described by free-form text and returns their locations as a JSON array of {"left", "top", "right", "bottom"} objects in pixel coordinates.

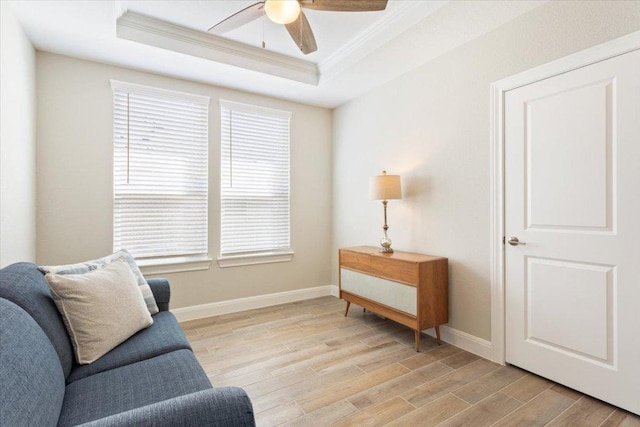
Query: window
[
  {"left": 111, "top": 80, "right": 209, "bottom": 266},
  {"left": 219, "top": 100, "right": 292, "bottom": 266}
]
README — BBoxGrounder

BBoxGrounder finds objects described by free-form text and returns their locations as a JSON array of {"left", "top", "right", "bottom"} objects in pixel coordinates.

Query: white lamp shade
[
  {"left": 369, "top": 172, "right": 402, "bottom": 200},
  {"left": 264, "top": 0, "right": 301, "bottom": 24}
]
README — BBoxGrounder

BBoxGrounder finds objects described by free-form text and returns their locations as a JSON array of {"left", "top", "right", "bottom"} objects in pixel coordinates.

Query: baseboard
[
  {"left": 172, "top": 284, "right": 339, "bottom": 322},
  {"left": 424, "top": 325, "right": 494, "bottom": 361},
  {"left": 172, "top": 284, "right": 493, "bottom": 361}
]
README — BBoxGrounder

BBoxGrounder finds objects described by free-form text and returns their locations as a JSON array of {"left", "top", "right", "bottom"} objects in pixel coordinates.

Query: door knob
[{"left": 508, "top": 237, "right": 526, "bottom": 246}]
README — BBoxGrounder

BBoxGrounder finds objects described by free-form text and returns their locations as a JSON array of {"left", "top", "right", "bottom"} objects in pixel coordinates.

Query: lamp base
[
  {"left": 379, "top": 235, "right": 393, "bottom": 253},
  {"left": 378, "top": 201, "right": 394, "bottom": 253}
]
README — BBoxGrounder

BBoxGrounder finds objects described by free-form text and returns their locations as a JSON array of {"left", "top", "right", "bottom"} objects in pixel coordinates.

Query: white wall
[
  {"left": 0, "top": 3, "right": 37, "bottom": 268},
  {"left": 332, "top": 0, "right": 640, "bottom": 342},
  {"left": 36, "top": 53, "right": 333, "bottom": 309}
]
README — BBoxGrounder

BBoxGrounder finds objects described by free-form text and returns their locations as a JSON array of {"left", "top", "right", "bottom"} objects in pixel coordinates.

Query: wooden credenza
[{"left": 339, "top": 246, "right": 448, "bottom": 351}]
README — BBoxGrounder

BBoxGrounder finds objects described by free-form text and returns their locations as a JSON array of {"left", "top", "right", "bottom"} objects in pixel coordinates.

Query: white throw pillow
[
  {"left": 45, "top": 257, "right": 154, "bottom": 364},
  {"left": 39, "top": 249, "right": 159, "bottom": 315}
]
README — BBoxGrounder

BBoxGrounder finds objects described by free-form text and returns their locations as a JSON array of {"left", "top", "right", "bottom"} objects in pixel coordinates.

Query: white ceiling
[{"left": 8, "top": 0, "right": 547, "bottom": 108}]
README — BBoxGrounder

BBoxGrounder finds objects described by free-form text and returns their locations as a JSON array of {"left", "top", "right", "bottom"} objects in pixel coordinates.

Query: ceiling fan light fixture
[{"left": 264, "top": 0, "right": 301, "bottom": 25}]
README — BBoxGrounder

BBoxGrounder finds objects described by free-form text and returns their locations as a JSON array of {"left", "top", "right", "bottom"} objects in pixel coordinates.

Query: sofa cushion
[
  {"left": 58, "top": 349, "right": 212, "bottom": 426},
  {"left": 0, "top": 298, "right": 66, "bottom": 427},
  {"left": 78, "top": 388, "right": 256, "bottom": 427},
  {"left": 45, "top": 258, "right": 154, "bottom": 364},
  {"left": 67, "top": 310, "right": 192, "bottom": 383},
  {"left": 39, "top": 249, "right": 159, "bottom": 315},
  {"left": 0, "top": 262, "right": 74, "bottom": 378}
]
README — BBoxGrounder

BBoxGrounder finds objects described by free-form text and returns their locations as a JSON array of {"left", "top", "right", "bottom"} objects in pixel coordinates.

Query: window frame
[
  {"left": 111, "top": 80, "right": 212, "bottom": 273},
  {"left": 217, "top": 99, "right": 293, "bottom": 268}
]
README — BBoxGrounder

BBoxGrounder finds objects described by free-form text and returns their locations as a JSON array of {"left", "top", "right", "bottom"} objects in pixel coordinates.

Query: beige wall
[
  {"left": 332, "top": 1, "right": 640, "bottom": 341},
  {"left": 0, "top": 3, "right": 37, "bottom": 268},
  {"left": 36, "top": 53, "right": 333, "bottom": 309}
]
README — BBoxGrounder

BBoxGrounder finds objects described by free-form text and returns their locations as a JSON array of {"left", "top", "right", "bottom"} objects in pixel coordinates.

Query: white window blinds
[
  {"left": 111, "top": 80, "right": 209, "bottom": 259},
  {"left": 220, "top": 100, "right": 291, "bottom": 256}
]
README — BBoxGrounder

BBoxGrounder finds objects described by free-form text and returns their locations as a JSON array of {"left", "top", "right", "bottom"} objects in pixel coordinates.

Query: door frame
[{"left": 489, "top": 31, "right": 640, "bottom": 364}]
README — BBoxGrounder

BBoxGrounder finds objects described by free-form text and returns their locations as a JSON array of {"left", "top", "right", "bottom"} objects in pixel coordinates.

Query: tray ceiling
[{"left": 7, "top": 0, "right": 547, "bottom": 108}]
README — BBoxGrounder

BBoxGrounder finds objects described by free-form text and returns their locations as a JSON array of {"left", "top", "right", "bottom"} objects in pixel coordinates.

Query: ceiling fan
[{"left": 208, "top": 0, "right": 388, "bottom": 55}]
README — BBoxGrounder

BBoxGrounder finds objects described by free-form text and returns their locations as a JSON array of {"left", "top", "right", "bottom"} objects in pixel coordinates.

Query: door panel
[
  {"left": 505, "top": 49, "right": 640, "bottom": 415},
  {"left": 526, "top": 257, "right": 614, "bottom": 365},
  {"left": 526, "top": 79, "right": 613, "bottom": 231}
]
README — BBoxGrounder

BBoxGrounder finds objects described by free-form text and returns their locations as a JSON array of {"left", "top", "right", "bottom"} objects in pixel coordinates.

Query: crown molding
[
  {"left": 113, "top": 0, "right": 126, "bottom": 20},
  {"left": 116, "top": 11, "right": 319, "bottom": 85},
  {"left": 318, "top": 0, "right": 448, "bottom": 82}
]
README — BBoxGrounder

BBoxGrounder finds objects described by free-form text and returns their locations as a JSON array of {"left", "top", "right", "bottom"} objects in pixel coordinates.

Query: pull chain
[
  {"left": 262, "top": 14, "right": 266, "bottom": 49},
  {"left": 126, "top": 92, "right": 130, "bottom": 184},
  {"left": 229, "top": 110, "right": 233, "bottom": 188}
]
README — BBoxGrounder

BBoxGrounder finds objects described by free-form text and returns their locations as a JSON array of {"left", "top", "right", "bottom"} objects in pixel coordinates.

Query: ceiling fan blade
[
  {"left": 285, "top": 9, "right": 317, "bottom": 55},
  {"left": 208, "top": 2, "right": 265, "bottom": 34},
  {"left": 300, "top": 0, "right": 388, "bottom": 12}
]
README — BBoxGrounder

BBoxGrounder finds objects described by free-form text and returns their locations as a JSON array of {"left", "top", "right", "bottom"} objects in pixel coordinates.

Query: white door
[{"left": 505, "top": 48, "right": 640, "bottom": 414}]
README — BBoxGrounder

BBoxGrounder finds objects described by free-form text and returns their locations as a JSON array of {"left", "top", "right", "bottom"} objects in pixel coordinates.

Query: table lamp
[{"left": 369, "top": 170, "right": 402, "bottom": 253}]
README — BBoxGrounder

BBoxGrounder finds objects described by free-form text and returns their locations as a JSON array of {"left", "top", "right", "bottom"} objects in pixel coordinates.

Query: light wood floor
[{"left": 181, "top": 296, "right": 640, "bottom": 427}]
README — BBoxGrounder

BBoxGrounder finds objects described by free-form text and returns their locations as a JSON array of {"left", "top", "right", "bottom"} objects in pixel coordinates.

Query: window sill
[
  {"left": 217, "top": 251, "right": 294, "bottom": 268},
  {"left": 137, "top": 255, "right": 212, "bottom": 275}
]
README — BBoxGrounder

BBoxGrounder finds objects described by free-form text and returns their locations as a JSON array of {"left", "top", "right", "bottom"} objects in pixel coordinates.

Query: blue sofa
[{"left": 0, "top": 262, "right": 256, "bottom": 426}]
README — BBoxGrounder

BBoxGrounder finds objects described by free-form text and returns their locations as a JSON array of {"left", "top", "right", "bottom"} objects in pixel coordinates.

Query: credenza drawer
[
  {"left": 368, "top": 256, "right": 418, "bottom": 286},
  {"left": 341, "top": 268, "right": 417, "bottom": 316},
  {"left": 340, "top": 250, "right": 418, "bottom": 285},
  {"left": 340, "top": 250, "right": 371, "bottom": 272}
]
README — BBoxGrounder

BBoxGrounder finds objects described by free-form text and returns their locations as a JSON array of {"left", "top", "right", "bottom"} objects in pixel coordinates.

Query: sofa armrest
[
  {"left": 146, "top": 278, "right": 171, "bottom": 312},
  {"left": 78, "top": 387, "right": 255, "bottom": 427}
]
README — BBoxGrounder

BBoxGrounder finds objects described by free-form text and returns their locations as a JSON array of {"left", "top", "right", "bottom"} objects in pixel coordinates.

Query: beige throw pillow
[{"left": 45, "top": 257, "right": 154, "bottom": 364}]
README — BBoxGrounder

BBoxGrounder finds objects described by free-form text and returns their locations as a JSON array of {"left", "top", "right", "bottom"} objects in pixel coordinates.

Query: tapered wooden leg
[
  {"left": 415, "top": 330, "right": 420, "bottom": 352},
  {"left": 435, "top": 325, "right": 442, "bottom": 345},
  {"left": 344, "top": 301, "right": 351, "bottom": 317}
]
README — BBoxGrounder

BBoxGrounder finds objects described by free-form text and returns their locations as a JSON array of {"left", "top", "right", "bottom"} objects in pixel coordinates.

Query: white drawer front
[{"left": 341, "top": 268, "right": 417, "bottom": 316}]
